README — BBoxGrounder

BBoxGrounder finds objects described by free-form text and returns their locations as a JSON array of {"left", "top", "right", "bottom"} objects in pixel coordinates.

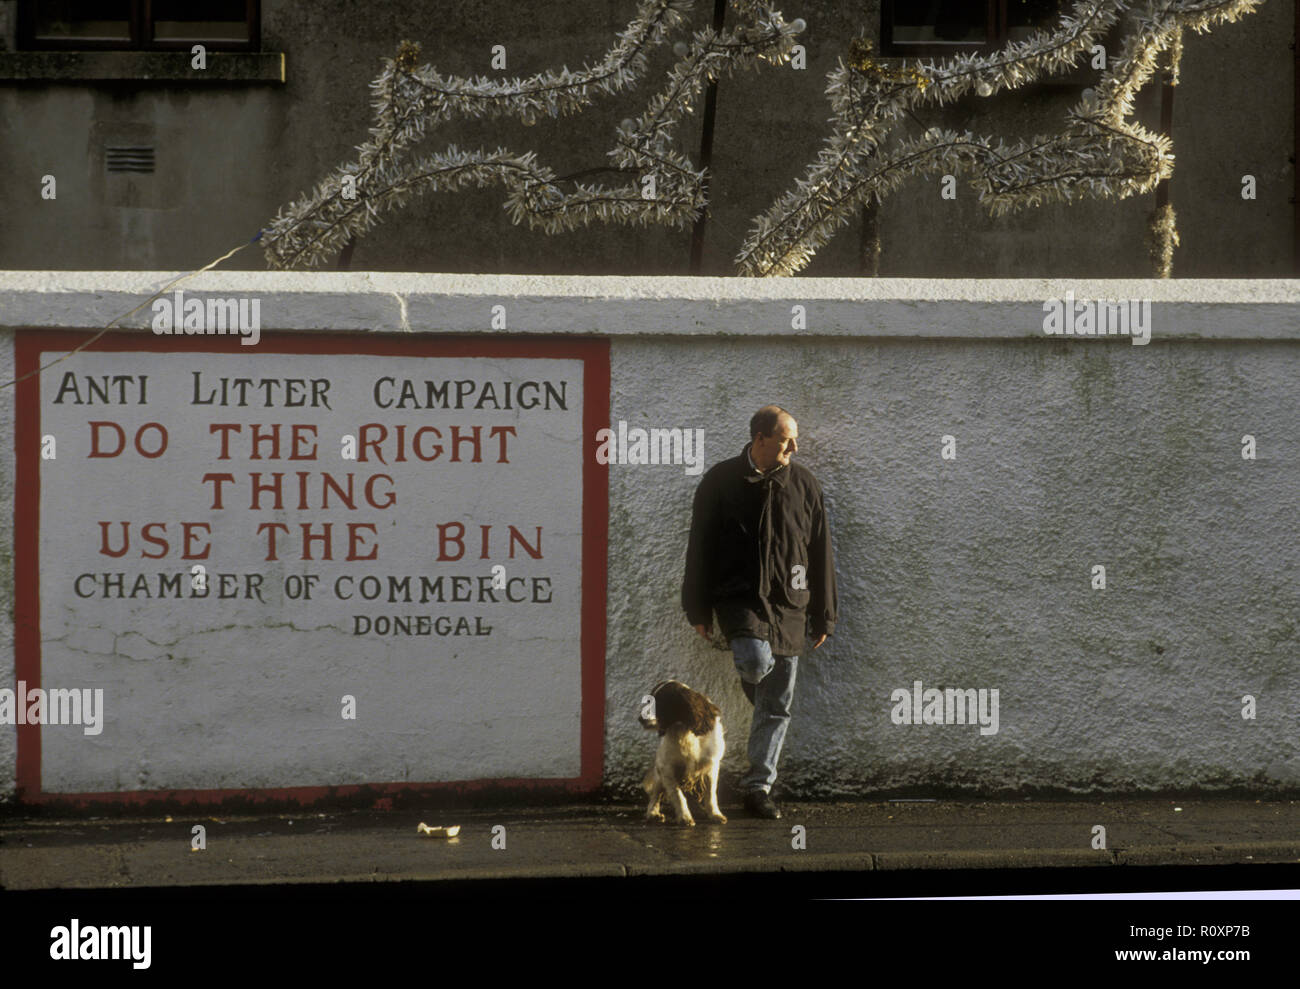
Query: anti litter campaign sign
[{"left": 14, "top": 333, "right": 607, "bottom": 800}]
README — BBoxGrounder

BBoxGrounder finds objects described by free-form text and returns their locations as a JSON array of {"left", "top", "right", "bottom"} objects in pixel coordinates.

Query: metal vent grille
[{"left": 105, "top": 146, "right": 156, "bottom": 174}]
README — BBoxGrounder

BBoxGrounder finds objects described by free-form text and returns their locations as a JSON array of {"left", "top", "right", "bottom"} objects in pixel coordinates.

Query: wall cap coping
[{"left": 1, "top": 271, "right": 1297, "bottom": 339}]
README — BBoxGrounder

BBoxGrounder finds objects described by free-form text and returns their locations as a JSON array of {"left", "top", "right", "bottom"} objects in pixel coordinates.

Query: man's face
[{"left": 753, "top": 415, "right": 798, "bottom": 471}]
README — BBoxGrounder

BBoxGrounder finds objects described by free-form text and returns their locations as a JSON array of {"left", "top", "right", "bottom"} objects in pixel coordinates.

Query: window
[
  {"left": 18, "top": 0, "right": 260, "bottom": 51},
  {"left": 882, "top": 0, "right": 1064, "bottom": 56}
]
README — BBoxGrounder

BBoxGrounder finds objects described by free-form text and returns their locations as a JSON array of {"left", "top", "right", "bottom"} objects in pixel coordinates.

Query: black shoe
[{"left": 744, "top": 790, "right": 781, "bottom": 820}]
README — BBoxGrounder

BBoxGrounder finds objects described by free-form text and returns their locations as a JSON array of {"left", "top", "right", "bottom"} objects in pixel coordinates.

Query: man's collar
[{"left": 742, "top": 442, "right": 789, "bottom": 483}]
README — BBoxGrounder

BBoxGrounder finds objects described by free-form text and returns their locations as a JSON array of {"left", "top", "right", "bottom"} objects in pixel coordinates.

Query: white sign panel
[{"left": 18, "top": 335, "right": 604, "bottom": 800}]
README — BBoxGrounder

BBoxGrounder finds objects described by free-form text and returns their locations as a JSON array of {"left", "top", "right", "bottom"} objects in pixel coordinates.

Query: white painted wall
[{"left": 2, "top": 273, "right": 1298, "bottom": 803}]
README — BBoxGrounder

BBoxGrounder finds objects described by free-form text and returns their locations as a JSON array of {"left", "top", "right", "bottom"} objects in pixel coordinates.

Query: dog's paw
[
  {"left": 678, "top": 816, "right": 696, "bottom": 827},
  {"left": 709, "top": 812, "right": 728, "bottom": 824},
  {"left": 645, "top": 809, "right": 665, "bottom": 823}
]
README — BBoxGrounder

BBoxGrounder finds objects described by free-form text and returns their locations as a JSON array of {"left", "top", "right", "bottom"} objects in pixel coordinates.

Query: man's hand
[
  {"left": 693, "top": 624, "right": 711, "bottom": 640},
  {"left": 812, "top": 634, "right": 828, "bottom": 649}
]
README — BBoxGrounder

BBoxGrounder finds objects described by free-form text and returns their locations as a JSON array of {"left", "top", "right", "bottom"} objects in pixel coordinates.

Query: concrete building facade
[{"left": 0, "top": 0, "right": 1294, "bottom": 278}]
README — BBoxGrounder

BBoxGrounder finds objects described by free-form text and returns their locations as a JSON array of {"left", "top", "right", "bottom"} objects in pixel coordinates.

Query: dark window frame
[
  {"left": 882, "top": 0, "right": 1063, "bottom": 57},
  {"left": 17, "top": 0, "right": 261, "bottom": 52}
]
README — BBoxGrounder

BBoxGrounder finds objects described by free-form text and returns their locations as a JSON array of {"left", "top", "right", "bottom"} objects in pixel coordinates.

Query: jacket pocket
[{"left": 773, "top": 554, "right": 811, "bottom": 608}]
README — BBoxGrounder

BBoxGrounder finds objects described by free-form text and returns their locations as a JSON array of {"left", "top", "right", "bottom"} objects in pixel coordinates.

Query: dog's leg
[
  {"left": 666, "top": 778, "right": 695, "bottom": 827},
  {"left": 706, "top": 762, "right": 727, "bottom": 824},
  {"left": 669, "top": 787, "right": 695, "bottom": 827},
  {"left": 644, "top": 773, "right": 665, "bottom": 822}
]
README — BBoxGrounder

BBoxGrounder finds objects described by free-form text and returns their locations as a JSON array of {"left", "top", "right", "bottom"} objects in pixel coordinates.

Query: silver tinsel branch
[
  {"left": 736, "top": 0, "right": 1267, "bottom": 277},
  {"left": 262, "top": 0, "right": 804, "bottom": 269}
]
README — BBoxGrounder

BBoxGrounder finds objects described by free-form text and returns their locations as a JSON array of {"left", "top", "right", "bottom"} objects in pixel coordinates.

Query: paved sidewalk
[{"left": 1, "top": 798, "right": 1297, "bottom": 890}]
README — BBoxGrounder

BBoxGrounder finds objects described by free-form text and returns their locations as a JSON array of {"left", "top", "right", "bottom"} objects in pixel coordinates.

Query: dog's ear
[
  {"left": 688, "top": 694, "right": 720, "bottom": 736},
  {"left": 653, "top": 681, "right": 719, "bottom": 736},
  {"left": 650, "top": 682, "right": 691, "bottom": 732}
]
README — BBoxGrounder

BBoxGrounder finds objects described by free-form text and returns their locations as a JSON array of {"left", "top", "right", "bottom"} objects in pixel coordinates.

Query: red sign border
[{"left": 14, "top": 330, "right": 609, "bottom": 808}]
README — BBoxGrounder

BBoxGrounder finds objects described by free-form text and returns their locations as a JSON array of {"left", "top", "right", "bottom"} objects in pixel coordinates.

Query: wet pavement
[{"left": 1, "top": 798, "right": 1297, "bottom": 890}]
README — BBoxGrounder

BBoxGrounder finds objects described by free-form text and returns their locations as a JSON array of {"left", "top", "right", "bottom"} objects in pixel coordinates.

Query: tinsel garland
[
  {"left": 261, "top": 0, "right": 1264, "bottom": 275},
  {"left": 262, "top": 0, "right": 804, "bottom": 270},
  {"left": 736, "top": 0, "right": 1265, "bottom": 277},
  {"left": 1147, "top": 202, "right": 1180, "bottom": 277}
]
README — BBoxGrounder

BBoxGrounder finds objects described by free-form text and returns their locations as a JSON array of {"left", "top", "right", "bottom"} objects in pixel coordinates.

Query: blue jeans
[{"left": 730, "top": 637, "right": 799, "bottom": 794}]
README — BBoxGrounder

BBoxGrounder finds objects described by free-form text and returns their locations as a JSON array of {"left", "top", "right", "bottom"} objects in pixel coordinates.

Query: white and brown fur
[{"left": 639, "top": 679, "right": 726, "bottom": 826}]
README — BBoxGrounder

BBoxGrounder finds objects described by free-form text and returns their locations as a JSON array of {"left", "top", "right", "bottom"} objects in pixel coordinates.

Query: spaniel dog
[{"left": 639, "top": 679, "right": 727, "bottom": 826}]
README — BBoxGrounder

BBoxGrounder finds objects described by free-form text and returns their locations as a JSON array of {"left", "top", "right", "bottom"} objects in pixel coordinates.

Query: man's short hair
[{"left": 750, "top": 405, "right": 791, "bottom": 440}]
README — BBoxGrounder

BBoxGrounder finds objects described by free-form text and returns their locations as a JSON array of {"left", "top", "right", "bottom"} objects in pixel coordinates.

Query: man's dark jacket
[{"left": 682, "top": 443, "right": 837, "bottom": 655}]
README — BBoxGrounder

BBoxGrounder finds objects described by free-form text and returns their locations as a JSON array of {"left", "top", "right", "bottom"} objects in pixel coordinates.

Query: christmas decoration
[
  {"left": 737, "top": 0, "right": 1266, "bottom": 277},
  {"left": 261, "top": 0, "right": 1265, "bottom": 276},
  {"left": 1147, "top": 202, "right": 1181, "bottom": 277},
  {"left": 262, "top": 0, "right": 805, "bottom": 270}
]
